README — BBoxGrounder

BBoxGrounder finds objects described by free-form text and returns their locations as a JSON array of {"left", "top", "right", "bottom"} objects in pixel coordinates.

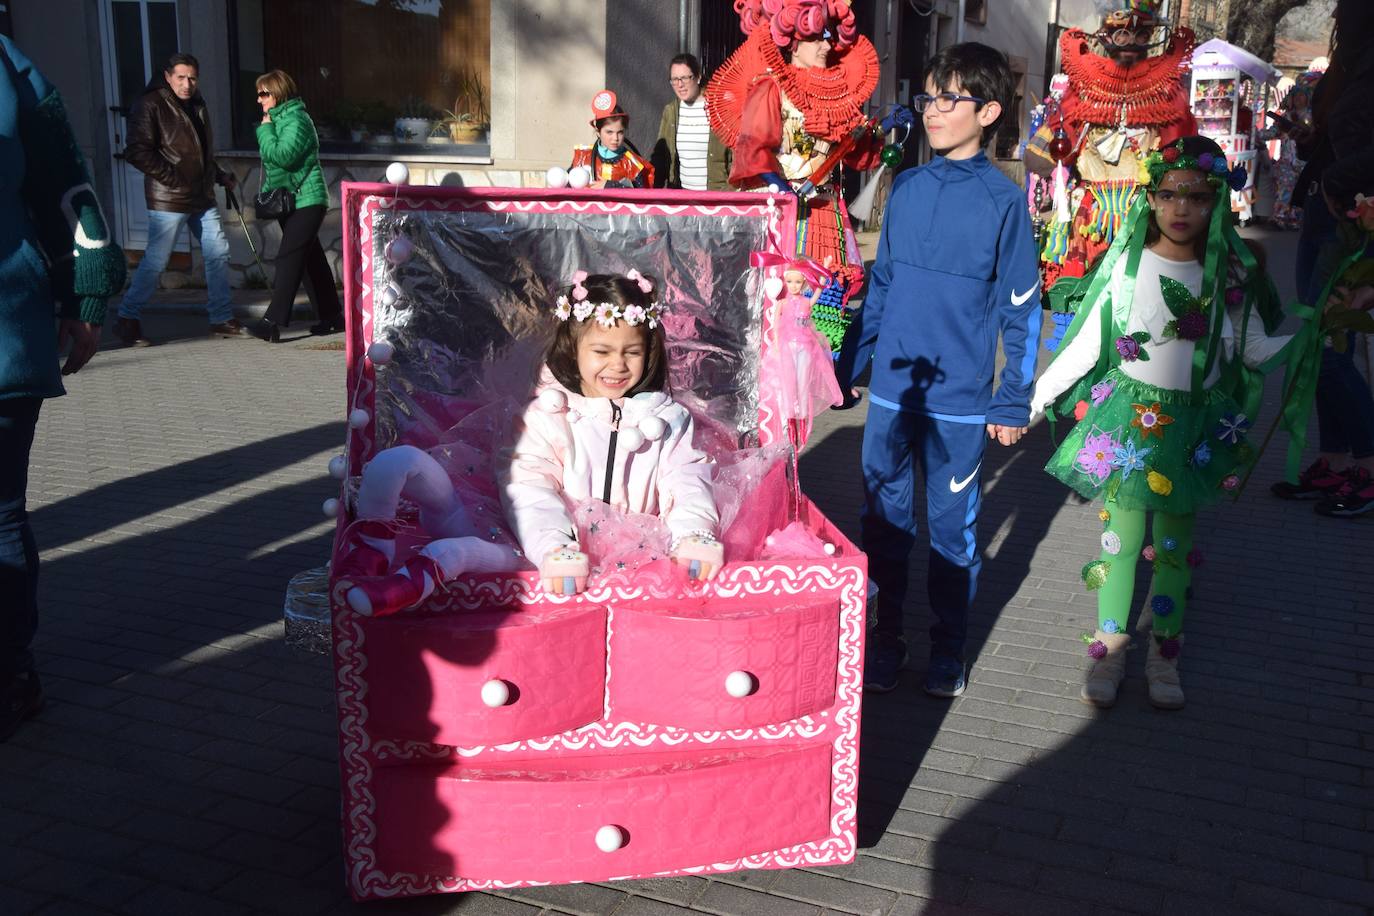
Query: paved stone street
[{"left": 2, "top": 228, "right": 1372, "bottom": 915}]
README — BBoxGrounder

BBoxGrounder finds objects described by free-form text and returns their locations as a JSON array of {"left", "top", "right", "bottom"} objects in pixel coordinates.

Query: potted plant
[
  {"left": 444, "top": 66, "right": 489, "bottom": 143},
  {"left": 363, "top": 100, "right": 396, "bottom": 144},
  {"left": 394, "top": 97, "right": 437, "bottom": 143},
  {"left": 332, "top": 99, "right": 368, "bottom": 143}
]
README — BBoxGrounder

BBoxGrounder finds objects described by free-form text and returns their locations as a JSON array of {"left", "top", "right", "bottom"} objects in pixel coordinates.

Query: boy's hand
[{"left": 986, "top": 424, "right": 1026, "bottom": 446}]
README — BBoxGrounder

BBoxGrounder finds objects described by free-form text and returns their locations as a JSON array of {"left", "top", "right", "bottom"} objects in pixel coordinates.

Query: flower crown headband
[
  {"left": 553, "top": 269, "right": 664, "bottom": 329},
  {"left": 1141, "top": 141, "right": 1248, "bottom": 193}
]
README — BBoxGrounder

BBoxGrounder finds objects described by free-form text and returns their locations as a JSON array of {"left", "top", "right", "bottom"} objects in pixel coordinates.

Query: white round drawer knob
[
  {"left": 725, "top": 670, "right": 757, "bottom": 698},
  {"left": 595, "top": 824, "right": 625, "bottom": 852},
  {"left": 480, "top": 679, "right": 511, "bottom": 708}
]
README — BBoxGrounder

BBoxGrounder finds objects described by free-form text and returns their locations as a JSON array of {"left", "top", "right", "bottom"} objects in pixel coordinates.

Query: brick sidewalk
[{"left": 2, "top": 293, "right": 1371, "bottom": 915}]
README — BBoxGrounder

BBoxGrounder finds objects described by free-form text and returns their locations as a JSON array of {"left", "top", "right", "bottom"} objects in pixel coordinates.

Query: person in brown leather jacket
[{"left": 116, "top": 52, "right": 246, "bottom": 343}]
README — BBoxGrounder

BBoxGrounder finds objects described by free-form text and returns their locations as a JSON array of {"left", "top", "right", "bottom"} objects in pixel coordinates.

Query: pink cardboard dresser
[{"left": 328, "top": 183, "right": 868, "bottom": 900}]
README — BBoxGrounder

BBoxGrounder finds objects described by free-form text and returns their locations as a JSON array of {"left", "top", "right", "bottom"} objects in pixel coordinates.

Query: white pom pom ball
[
  {"left": 725, "top": 670, "right": 756, "bottom": 698},
  {"left": 617, "top": 428, "right": 645, "bottom": 452},
  {"left": 384, "top": 162, "right": 410, "bottom": 185},
  {"left": 384, "top": 236, "right": 413, "bottom": 265},
  {"left": 480, "top": 678, "right": 511, "bottom": 708},
  {"left": 379, "top": 284, "right": 400, "bottom": 307},
  {"left": 568, "top": 166, "right": 591, "bottom": 189},
  {"left": 763, "top": 276, "right": 785, "bottom": 300},
  {"left": 367, "top": 340, "right": 395, "bottom": 365},
  {"left": 823, "top": 542, "right": 836, "bottom": 556},
  {"left": 322, "top": 497, "right": 340, "bottom": 518},
  {"left": 638, "top": 416, "right": 668, "bottom": 441},
  {"left": 536, "top": 389, "right": 567, "bottom": 413},
  {"left": 594, "top": 825, "right": 625, "bottom": 853},
  {"left": 767, "top": 182, "right": 781, "bottom": 193},
  {"left": 328, "top": 455, "right": 348, "bottom": 480},
  {"left": 545, "top": 166, "right": 569, "bottom": 188},
  {"left": 348, "top": 408, "right": 370, "bottom": 429}
]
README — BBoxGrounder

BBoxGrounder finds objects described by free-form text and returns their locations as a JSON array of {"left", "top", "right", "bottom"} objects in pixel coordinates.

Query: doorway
[{"left": 97, "top": 0, "right": 186, "bottom": 254}]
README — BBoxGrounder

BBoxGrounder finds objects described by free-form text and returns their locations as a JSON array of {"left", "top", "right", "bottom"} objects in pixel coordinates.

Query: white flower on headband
[
  {"left": 621, "top": 305, "right": 647, "bottom": 326},
  {"left": 553, "top": 296, "right": 572, "bottom": 320},
  {"left": 594, "top": 303, "right": 621, "bottom": 327},
  {"left": 645, "top": 305, "right": 662, "bottom": 329},
  {"left": 572, "top": 300, "right": 595, "bottom": 322}
]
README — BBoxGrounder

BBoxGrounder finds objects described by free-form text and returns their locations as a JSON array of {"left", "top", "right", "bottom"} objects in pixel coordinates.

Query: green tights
[{"left": 1097, "top": 502, "right": 1194, "bottom": 638}]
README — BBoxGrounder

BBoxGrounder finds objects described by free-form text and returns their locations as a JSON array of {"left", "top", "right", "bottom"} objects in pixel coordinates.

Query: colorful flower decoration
[
  {"left": 1349, "top": 193, "right": 1374, "bottom": 233},
  {"left": 644, "top": 304, "right": 662, "bottom": 330},
  {"left": 1147, "top": 470, "right": 1173, "bottom": 496},
  {"left": 1192, "top": 442, "right": 1212, "bottom": 467},
  {"left": 1091, "top": 379, "right": 1115, "bottom": 406},
  {"left": 1132, "top": 402, "right": 1175, "bottom": 440},
  {"left": 1221, "top": 474, "right": 1240, "bottom": 491},
  {"left": 1176, "top": 311, "right": 1209, "bottom": 340},
  {"left": 1151, "top": 594, "right": 1176, "bottom": 618},
  {"left": 1161, "top": 537, "right": 1178, "bottom": 551},
  {"left": 1088, "top": 640, "right": 1108, "bottom": 660},
  {"left": 1101, "top": 530, "right": 1122, "bottom": 555},
  {"left": 1110, "top": 439, "right": 1151, "bottom": 480},
  {"left": 621, "top": 304, "right": 647, "bottom": 326},
  {"left": 572, "top": 300, "right": 595, "bottom": 322},
  {"left": 1141, "top": 545, "right": 1156, "bottom": 561},
  {"left": 1102, "top": 619, "right": 1121, "bottom": 635},
  {"left": 1116, "top": 335, "right": 1142, "bottom": 361},
  {"left": 1082, "top": 559, "right": 1111, "bottom": 591},
  {"left": 1197, "top": 152, "right": 1215, "bottom": 171},
  {"left": 1216, "top": 413, "right": 1251, "bottom": 444},
  {"left": 1225, "top": 286, "right": 1244, "bottom": 307},
  {"left": 553, "top": 296, "right": 572, "bottom": 320},
  {"left": 1159, "top": 637, "right": 1182, "bottom": 659},
  {"left": 1074, "top": 400, "right": 1090, "bottom": 421},
  {"left": 1186, "top": 548, "right": 1204, "bottom": 568},
  {"left": 1076, "top": 431, "right": 1120, "bottom": 482},
  {"left": 1162, "top": 146, "right": 1180, "bottom": 164},
  {"left": 1099, "top": 509, "right": 1112, "bottom": 524}
]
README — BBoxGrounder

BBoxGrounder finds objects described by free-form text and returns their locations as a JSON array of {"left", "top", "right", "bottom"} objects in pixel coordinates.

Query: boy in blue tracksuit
[{"left": 836, "top": 43, "right": 1041, "bottom": 697}]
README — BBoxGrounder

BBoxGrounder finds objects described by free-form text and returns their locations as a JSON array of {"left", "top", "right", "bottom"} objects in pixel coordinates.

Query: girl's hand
[
  {"left": 540, "top": 545, "right": 589, "bottom": 595},
  {"left": 1328, "top": 285, "right": 1374, "bottom": 314},
  {"left": 672, "top": 535, "right": 724, "bottom": 582}
]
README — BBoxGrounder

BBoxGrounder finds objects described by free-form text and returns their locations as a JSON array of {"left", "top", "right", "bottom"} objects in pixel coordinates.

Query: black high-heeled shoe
[
  {"left": 309, "top": 317, "right": 345, "bottom": 336},
  {"left": 249, "top": 319, "right": 281, "bottom": 343}
]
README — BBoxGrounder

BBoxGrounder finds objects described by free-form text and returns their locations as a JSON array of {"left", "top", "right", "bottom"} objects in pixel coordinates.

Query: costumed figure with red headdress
[
  {"left": 708, "top": 0, "right": 895, "bottom": 332},
  {"left": 1025, "top": 0, "right": 1196, "bottom": 291},
  {"left": 761, "top": 257, "right": 844, "bottom": 450},
  {"left": 569, "top": 90, "right": 655, "bottom": 189}
]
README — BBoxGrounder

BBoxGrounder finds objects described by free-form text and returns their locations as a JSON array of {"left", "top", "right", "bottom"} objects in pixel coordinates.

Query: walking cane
[{"left": 224, "top": 186, "right": 270, "bottom": 286}]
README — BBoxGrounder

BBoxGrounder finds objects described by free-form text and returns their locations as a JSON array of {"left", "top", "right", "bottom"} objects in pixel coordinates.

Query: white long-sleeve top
[
  {"left": 498, "top": 375, "right": 720, "bottom": 565},
  {"left": 1031, "top": 249, "right": 1291, "bottom": 416}
]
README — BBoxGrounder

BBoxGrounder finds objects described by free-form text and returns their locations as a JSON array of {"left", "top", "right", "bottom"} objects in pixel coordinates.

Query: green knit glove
[{"left": 21, "top": 89, "right": 126, "bottom": 325}]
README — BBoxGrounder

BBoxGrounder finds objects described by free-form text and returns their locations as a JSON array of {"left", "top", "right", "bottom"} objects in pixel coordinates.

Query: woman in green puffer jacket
[{"left": 249, "top": 69, "right": 342, "bottom": 342}]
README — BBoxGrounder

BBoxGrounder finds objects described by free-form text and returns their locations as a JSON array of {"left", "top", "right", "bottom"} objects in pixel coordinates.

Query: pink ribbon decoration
[
  {"left": 625, "top": 268, "right": 654, "bottom": 294},
  {"left": 571, "top": 270, "right": 589, "bottom": 302}
]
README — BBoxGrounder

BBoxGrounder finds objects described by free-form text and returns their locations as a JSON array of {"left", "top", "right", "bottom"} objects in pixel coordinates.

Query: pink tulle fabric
[
  {"left": 763, "top": 293, "right": 844, "bottom": 421},
  {"left": 757, "top": 520, "right": 833, "bottom": 560}
]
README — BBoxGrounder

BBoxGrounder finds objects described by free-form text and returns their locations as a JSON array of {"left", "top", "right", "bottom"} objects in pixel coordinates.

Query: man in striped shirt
[{"left": 652, "top": 54, "right": 731, "bottom": 191}]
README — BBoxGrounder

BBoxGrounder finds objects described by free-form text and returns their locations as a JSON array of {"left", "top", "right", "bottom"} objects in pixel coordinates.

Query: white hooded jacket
[{"left": 498, "top": 375, "right": 719, "bottom": 565}]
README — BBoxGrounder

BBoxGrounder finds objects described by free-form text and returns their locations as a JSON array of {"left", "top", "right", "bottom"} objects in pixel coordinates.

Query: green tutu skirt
[{"left": 1046, "top": 369, "right": 1255, "bottom": 514}]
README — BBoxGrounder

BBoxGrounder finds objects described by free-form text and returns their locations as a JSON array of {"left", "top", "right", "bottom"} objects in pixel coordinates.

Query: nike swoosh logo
[
  {"left": 1011, "top": 286, "right": 1038, "bottom": 306},
  {"left": 950, "top": 463, "right": 981, "bottom": 494}
]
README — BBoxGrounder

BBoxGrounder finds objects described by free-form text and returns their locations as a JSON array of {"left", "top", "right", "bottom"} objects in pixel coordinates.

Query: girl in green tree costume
[{"left": 1029, "top": 135, "right": 1294, "bottom": 711}]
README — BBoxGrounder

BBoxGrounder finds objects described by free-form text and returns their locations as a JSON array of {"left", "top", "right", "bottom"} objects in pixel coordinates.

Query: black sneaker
[
  {"left": 923, "top": 655, "right": 967, "bottom": 698},
  {"left": 1316, "top": 467, "right": 1374, "bottom": 518},
  {"left": 863, "top": 634, "right": 908, "bottom": 693},
  {"left": 1271, "top": 458, "right": 1347, "bottom": 500},
  {"left": 1, "top": 671, "right": 43, "bottom": 742}
]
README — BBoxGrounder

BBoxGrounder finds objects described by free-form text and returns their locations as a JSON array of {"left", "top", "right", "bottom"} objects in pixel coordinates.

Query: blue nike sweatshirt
[{"left": 836, "top": 152, "right": 1042, "bottom": 427}]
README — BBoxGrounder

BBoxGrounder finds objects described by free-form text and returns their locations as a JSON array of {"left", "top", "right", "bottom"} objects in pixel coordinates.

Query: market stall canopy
[{"left": 1193, "top": 38, "right": 1282, "bottom": 85}]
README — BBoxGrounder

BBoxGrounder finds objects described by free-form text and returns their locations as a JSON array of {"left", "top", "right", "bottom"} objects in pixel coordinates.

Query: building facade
[{"left": 9, "top": 0, "right": 1093, "bottom": 288}]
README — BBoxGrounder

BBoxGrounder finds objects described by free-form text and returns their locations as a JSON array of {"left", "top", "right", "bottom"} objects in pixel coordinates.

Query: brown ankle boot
[
  {"left": 1080, "top": 630, "right": 1130, "bottom": 707},
  {"left": 1145, "top": 634, "right": 1185, "bottom": 710}
]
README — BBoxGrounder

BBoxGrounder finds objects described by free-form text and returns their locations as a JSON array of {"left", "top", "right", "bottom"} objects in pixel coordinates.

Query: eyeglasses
[
  {"left": 668, "top": 75, "right": 697, "bottom": 85},
  {"left": 256, "top": 90, "right": 272, "bottom": 98},
  {"left": 1107, "top": 28, "right": 1154, "bottom": 47},
  {"left": 912, "top": 93, "right": 986, "bottom": 113}
]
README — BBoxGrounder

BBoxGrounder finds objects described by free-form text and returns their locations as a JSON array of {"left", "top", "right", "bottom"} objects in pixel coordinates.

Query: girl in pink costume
[
  {"left": 766, "top": 260, "right": 844, "bottom": 447},
  {"left": 499, "top": 271, "right": 723, "bottom": 595}
]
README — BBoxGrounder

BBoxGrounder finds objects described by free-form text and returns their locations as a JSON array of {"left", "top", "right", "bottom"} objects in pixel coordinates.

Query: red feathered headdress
[{"left": 734, "top": 0, "right": 859, "bottom": 50}]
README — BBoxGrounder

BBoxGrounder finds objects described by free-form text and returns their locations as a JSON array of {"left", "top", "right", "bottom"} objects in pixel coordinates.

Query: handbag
[{"left": 253, "top": 168, "right": 307, "bottom": 221}]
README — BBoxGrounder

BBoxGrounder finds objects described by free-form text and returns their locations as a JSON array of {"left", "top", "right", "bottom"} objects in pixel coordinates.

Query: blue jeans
[
  {"left": 1298, "top": 200, "right": 1374, "bottom": 459},
  {"left": 119, "top": 206, "right": 233, "bottom": 323},
  {"left": 0, "top": 397, "right": 41, "bottom": 681}
]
